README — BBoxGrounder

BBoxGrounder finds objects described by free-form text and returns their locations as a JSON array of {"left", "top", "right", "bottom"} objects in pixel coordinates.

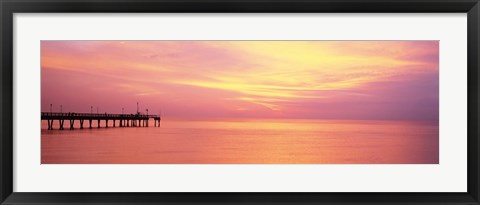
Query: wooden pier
[{"left": 41, "top": 112, "right": 161, "bottom": 130}]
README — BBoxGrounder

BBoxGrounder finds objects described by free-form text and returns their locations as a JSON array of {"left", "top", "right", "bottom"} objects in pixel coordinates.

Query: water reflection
[{"left": 41, "top": 119, "right": 439, "bottom": 164}]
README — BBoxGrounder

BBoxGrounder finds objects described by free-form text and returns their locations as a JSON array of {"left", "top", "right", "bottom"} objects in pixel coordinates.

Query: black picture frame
[{"left": 1, "top": 0, "right": 479, "bottom": 204}]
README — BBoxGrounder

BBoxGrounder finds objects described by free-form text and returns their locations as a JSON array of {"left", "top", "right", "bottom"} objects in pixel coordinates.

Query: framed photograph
[{"left": 1, "top": 0, "right": 479, "bottom": 204}]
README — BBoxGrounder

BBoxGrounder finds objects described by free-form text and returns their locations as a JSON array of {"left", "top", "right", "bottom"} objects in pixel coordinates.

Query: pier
[{"left": 41, "top": 112, "right": 161, "bottom": 130}]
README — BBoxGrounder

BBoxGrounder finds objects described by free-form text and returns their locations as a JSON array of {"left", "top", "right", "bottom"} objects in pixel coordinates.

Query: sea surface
[{"left": 41, "top": 119, "right": 439, "bottom": 164}]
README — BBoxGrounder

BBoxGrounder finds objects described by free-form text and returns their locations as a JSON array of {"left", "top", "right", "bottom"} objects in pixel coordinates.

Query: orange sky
[{"left": 41, "top": 41, "right": 439, "bottom": 121}]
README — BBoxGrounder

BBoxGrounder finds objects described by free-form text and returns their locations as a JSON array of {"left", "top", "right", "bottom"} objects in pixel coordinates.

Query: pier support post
[
  {"left": 154, "top": 119, "right": 160, "bottom": 127},
  {"left": 98, "top": 119, "right": 101, "bottom": 128},
  {"left": 89, "top": 119, "right": 92, "bottom": 129},
  {"left": 69, "top": 119, "right": 75, "bottom": 130},
  {"left": 113, "top": 119, "right": 116, "bottom": 127},
  {"left": 106, "top": 119, "right": 109, "bottom": 128},
  {"left": 80, "top": 119, "right": 84, "bottom": 129},
  {"left": 47, "top": 119, "right": 53, "bottom": 130},
  {"left": 59, "top": 119, "right": 64, "bottom": 130}
]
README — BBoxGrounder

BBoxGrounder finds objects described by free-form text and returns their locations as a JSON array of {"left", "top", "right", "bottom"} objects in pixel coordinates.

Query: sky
[{"left": 41, "top": 41, "right": 439, "bottom": 121}]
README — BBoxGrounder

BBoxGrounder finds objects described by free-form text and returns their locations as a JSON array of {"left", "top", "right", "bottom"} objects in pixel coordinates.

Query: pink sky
[{"left": 41, "top": 41, "right": 439, "bottom": 121}]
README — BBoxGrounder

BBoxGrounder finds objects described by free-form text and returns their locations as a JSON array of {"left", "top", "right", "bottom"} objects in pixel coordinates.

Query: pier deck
[{"left": 41, "top": 112, "right": 161, "bottom": 130}]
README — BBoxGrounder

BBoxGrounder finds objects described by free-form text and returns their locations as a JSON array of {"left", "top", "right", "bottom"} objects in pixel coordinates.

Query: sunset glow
[{"left": 41, "top": 41, "right": 439, "bottom": 121}]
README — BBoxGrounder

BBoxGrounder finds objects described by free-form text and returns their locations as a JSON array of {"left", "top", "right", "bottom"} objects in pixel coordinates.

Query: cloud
[{"left": 41, "top": 41, "right": 438, "bottom": 120}]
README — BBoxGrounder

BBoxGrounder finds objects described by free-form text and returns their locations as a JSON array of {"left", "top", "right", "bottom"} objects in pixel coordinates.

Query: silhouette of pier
[{"left": 41, "top": 112, "right": 161, "bottom": 130}]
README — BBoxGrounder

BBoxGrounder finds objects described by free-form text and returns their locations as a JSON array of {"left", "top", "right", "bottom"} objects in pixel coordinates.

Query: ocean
[{"left": 41, "top": 119, "right": 439, "bottom": 164}]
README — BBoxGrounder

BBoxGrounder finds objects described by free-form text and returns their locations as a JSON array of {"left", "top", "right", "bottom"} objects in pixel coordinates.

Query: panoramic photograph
[{"left": 41, "top": 41, "right": 439, "bottom": 164}]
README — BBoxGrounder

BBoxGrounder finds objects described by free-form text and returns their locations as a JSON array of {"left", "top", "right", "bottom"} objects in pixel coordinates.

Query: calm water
[{"left": 41, "top": 119, "right": 439, "bottom": 164}]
